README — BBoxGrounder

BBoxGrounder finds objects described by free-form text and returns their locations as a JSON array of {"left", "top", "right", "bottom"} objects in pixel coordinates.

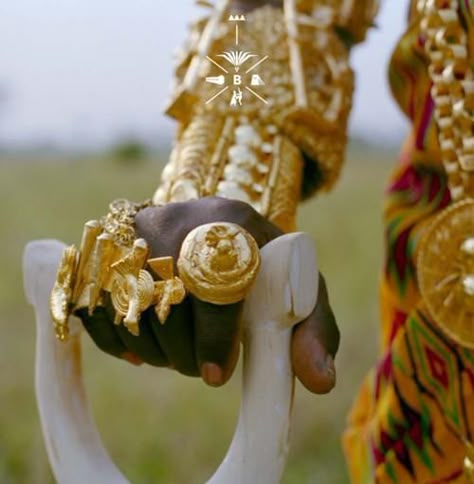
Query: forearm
[{"left": 154, "top": 1, "right": 379, "bottom": 231}]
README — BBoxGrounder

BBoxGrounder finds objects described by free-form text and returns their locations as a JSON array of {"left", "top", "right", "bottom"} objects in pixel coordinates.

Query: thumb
[{"left": 291, "top": 274, "right": 339, "bottom": 394}]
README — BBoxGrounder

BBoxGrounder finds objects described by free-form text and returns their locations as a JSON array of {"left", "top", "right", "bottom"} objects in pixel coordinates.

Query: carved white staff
[{"left": 23, "top": 230, "right": 318, "bottom": 484}]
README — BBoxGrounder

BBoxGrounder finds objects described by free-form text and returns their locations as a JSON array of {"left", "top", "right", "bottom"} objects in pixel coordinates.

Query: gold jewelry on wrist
[
  {"left": 154, "top": 114, "right": 303, "bottom": 232},
  {"left": 155, "top": 0, "right": 380, "bottom": 231},
  {"left": 159, "top": 1, "right": 363, "bottom": 209},
  {"left": 416, "top": 1, "right": 474, "bottom": 350}
]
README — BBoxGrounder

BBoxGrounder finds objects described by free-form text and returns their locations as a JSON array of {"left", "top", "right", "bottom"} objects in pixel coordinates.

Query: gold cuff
[{"left": 158, "top": 1, "right": 359, "bottom": 214}]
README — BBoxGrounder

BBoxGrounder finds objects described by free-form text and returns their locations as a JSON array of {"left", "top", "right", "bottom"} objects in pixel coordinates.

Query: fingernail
[
  {"left": 201, "top": 362, "right": 223, "bottom": 387},
  {"left": 122, "top": 351, "right": 143, "bottom": 366}
]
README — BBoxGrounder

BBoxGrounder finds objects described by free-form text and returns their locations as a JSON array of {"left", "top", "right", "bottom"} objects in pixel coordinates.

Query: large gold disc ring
[
  {"left": 177, "top": 222, "right": 261, "bottom": 305},
  {"left": 418, "top": 199, "right": 474, "bottom": 348}
]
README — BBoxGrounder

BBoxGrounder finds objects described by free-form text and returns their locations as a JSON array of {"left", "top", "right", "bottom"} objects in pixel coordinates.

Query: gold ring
[{"left": 177, "top": 222, "right": 261, "bottom": 305}]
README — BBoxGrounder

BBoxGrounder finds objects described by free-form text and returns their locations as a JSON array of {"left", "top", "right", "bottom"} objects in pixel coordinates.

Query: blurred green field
[{"left": 0, "top": 144, "right": 395, "bottom": 484}]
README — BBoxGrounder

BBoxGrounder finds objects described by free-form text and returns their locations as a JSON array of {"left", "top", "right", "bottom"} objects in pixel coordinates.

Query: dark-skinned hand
[{"left": 77, "top": 197, "right": 339, "bottom": 394}]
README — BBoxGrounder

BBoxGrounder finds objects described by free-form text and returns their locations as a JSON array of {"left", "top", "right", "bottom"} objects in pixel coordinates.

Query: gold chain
[{"left": 419, "top": 0, "right": 474, "bottom": 199}]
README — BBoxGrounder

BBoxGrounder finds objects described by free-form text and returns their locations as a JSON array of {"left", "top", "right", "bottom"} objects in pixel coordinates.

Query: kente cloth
[{"left": 343, "top": 2, "right": 474, "bottom": 482}]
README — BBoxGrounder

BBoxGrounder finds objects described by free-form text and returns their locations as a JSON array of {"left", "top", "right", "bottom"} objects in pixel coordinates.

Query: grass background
[{"left": 0, "top": 143, "right": 396, "bottom": 483}]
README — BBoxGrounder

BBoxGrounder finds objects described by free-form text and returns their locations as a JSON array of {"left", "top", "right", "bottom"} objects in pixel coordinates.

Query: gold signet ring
[{"left": 177, "top": 222, "right": 261, "bottom": 305}]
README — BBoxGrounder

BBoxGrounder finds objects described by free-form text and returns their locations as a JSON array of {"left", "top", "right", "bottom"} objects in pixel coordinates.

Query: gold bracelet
[
  {"left": 154, "top": 113, "right": 303, "bottom": 232},
  {"left": 155, "top": 0, "right": 380, "bottom": 226}
]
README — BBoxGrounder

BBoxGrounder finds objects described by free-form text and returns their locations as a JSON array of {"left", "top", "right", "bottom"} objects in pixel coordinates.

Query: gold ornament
[
  {"left": 418, "top": 199, "right": 474, "bottom": 348},
  {"left": 417, "top": 0, "right": 474, "bottom": 351},
  {"left": 295, "top": 0, "right": 380, "bottom": 43},
  {"left": 101, "top": 199, "right": 151, "bottom": 247},
  {"left": 148, "top": 257, "right": 186, "bottom": 324},
  {"left": 156, "top": 112, "right": 227, "bottom": 203},
  {"left": 71, "top": 220, "right": 102, "bottom": 303},
  {"left": 265, "top": 135, "right": 303, "bottom": 232},
  {"left": 154, "top": 113, "right": 303, "bottom": 232},
  {"left": 50, "top": 245, "right": 79, "bottom": 341},
  {"left": 50, "top": 199, "right": 188, "bottom": 339},
  {"left": 177, "top": 222, "right": 261, "bottom": 305},
  {"left": 88, "top": 233, "right": 116, "bottom": 315},
  {"left": 50, "top": 0, "right": 380, "bottom": 339},
  {"left": 416, "top": 3, "right": 474, "bottom": 463},
  {"left": 214, "top": 122, "right": 280, "bottom": 219},
  {"left": 419, "top": 0, "right": 474, "bottom": 201},
  {"left": 110, "top": 238, "right": 153, "bottom": 336}
]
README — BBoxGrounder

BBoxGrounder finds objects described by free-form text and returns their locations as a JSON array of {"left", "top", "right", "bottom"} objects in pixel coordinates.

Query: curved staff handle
[
  {"left": 207, "top": 232, "right": 318, "bottom": 484},
  {"left": 23, "top": 233, "right": 318, "bottom": 484},
  {"left": 23, "top": 240, "right": 128, "bottom": 484}
]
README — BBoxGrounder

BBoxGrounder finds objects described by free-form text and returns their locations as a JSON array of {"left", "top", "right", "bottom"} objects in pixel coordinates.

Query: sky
[{"left": 0, "top": 1, "right": 410, "bottom": 149}]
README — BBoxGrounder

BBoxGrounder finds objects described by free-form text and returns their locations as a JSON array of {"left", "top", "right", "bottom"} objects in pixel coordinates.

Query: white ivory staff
[{"left": 23, "top": 232, "right": 318, "bottom": 484}]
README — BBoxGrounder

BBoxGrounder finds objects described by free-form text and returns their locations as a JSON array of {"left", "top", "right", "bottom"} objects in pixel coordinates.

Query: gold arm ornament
[{"left": 49, "top": 200, "right": 261, "bottom": 340}]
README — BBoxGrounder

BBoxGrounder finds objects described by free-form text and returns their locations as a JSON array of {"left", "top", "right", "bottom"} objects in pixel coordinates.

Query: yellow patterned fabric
[{"left": 344, "top": 2, "right": 474, "bottom": 482}]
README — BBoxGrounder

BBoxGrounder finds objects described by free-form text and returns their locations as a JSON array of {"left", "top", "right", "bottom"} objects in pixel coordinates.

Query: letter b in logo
[{"left": 233, "top": 75, "right": 242, "bottom": 85}]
